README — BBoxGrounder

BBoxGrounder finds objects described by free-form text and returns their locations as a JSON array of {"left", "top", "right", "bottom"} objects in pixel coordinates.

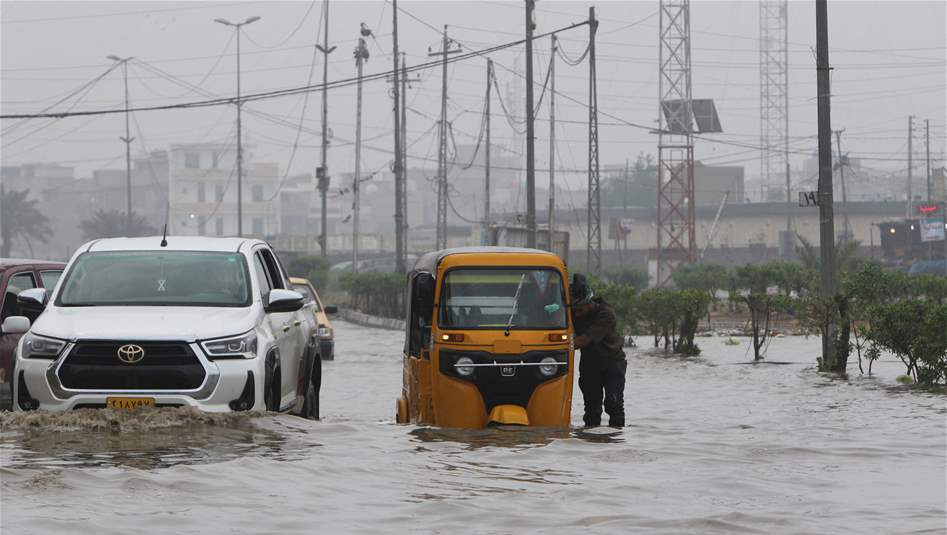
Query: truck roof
[{"left": 83, "top": 236, "right": 264, "bottom": 253}]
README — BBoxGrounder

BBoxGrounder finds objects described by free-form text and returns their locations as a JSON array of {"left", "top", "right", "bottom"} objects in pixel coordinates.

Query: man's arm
[{"left": 581, "top": 307, "right": 616, "bottom": 346}]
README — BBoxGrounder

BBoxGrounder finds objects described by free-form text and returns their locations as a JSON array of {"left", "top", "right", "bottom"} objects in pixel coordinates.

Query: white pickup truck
[{"left": 9, "top": 236, "right": 321, "bottom": 417}]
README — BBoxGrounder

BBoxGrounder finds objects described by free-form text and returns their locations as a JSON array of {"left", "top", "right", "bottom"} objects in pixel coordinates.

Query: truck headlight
[
  {"left": 22, "top": 333, "right": 67, "bottom": 359},
  {"left": 201, "top": 331, "right": 258, "bottom": 359},
  {"left": 455, "top": 356, "right": 475, "bottom": 376},
  {"left": 538, "top": 356, "right": 559, "bottom": 376}
]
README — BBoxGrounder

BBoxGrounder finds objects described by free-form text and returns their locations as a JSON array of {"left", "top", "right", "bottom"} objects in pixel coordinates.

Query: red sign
[{"left": 917, "top": 204, "right": 940, "bottom": 215}]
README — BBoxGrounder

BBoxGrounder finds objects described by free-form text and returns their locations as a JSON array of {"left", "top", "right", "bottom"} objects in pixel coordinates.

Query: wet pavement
[{"left": 1, "top": 321, "right": 944, "bottom": 534}]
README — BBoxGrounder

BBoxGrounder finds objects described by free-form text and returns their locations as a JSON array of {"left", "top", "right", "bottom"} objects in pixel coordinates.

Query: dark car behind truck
[{"left": 0, "top": 259, "right": 65, "bottom": 410}]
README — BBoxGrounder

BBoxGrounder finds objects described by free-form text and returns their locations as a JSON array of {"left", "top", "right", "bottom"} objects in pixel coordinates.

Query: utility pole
[
  {"left": 815, "top": 0, "right": 837, "bottom": 372},
  {"left": 484, "top": 58, "right": 493, "bottom": 246},
  {"left": 834, "top": 128, "right": 849, "bottom": 242},
  {"left": 353, "top": 36, "right": 369, "bottom": 273},
  {"left": 587, "top": 7, "right": 601, "bottom": 275},
  {"left": 108, "top": 55, "right": 135, "bottom": 235},
  {"left": 925, "top": 118, "right": 931, "bottom": 201},
  {"left": 391, "top": 0, "right": 405, "bottom": 274},
  {"left": 215, "top": 15, "right": 261, "bottom": 237},
  {"left": 429, "top": 26, "right": 460, "bottom": 250},
  {"left": 315, "top": 2, "right": 335, "bottom": 257},
  {"left": 548, "top": 35, "right": 556, "bottom": 252},
  {"left": 525, "top": 0, "right": 537, "bottom": 248},
  {"left": 908, "top": 115, "right": 914, "bottom": 217},
  {"left": 400, "top": 53, "right": 415, "bottom": 257}
]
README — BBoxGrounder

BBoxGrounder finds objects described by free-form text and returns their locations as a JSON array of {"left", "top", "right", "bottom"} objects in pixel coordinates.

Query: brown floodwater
[{"left": 1, "top": 321, "right": 944, "bottom": 534}]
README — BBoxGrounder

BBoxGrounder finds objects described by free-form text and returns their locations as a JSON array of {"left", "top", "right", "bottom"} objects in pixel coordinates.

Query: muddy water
[{"left": 1, "top": 321, "right": 944, "bottom": 534}]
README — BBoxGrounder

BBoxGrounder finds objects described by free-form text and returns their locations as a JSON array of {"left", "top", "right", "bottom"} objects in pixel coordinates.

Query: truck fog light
[
  {"left": 455, "top": 357, "right": 475, "bottom": 376},
  {"left": 539, "top": 357, "right": 559, "bottom": 376}
]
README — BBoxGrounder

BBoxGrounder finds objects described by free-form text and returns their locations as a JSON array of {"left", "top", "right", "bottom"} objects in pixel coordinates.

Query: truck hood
[{"left": 32, "top": 306, "right": 259, "bottom": 342}]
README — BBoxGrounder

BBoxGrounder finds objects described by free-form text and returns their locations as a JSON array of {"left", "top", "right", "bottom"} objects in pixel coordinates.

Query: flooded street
[{"left": 2, "top": 320, "right": 944, "bottom": 534}]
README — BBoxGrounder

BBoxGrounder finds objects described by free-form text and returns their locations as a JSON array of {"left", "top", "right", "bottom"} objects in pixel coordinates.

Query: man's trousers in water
[{"left": 578, "top": 359, "right": 627, "bottom": 427}]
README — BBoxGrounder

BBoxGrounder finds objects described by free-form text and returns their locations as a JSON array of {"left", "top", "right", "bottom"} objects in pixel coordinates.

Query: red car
[{"left": 0, "top": 259, "right": 65, "bottom": 410}]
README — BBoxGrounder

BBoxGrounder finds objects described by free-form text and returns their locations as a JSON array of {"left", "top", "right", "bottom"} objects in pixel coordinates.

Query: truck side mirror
[{"left": 1, "top": 316, "right": 30, "bottom": 335}]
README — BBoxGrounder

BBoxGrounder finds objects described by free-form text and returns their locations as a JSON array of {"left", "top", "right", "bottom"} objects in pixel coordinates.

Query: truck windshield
[
  {"left": 439, "top": 268, "right": 566, "bottom": 329},
  {"left": 56, "top": 251, "right": 251, "bottom": 307}
]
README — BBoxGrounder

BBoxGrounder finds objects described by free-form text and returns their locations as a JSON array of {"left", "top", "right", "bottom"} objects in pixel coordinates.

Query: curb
[{"left": 338, "top": 309, "right": 406, "bottom": 331}]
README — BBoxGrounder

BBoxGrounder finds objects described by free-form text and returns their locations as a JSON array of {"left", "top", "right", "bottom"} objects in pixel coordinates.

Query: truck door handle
[
  {"left": 282, "top": 322, "right": 291, "bottom": 332},
  {"left": 293, "top": 320, "right": 301, "bottom": 327}
]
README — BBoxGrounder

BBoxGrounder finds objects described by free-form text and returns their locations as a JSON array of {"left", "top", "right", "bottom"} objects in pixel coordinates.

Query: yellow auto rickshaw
[{"left": 396, "top": 247, "right": 574, "bottom": 428}]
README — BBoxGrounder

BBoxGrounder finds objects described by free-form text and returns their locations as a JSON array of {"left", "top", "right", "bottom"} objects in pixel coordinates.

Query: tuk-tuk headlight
[
  {"left": 539, "top": 356, "right": 559, "bottom": 376},
  {"left": 455, "top": 356, "right": 475, "bottom": 376}
]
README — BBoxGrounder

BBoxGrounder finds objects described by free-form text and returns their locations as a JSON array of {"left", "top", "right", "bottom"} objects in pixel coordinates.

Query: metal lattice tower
[
  {"left": 760, "top": 0, "right": 789, "bottom": 202},
  {"left": 656, "top": 0, "right": 695, "bottom": 287}
]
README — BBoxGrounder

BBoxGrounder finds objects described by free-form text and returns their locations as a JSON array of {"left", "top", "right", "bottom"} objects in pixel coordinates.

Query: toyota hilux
[{"left": 10, "top": 236, "right": 321, "bottom": 418}]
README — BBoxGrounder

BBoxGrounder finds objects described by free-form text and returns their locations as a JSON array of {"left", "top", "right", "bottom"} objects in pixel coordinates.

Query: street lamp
[
  {"left": 215, "top": 16, "right": 261, "bottom": 237},
  {"left": 107, "top": 55, "right": 134, "bottom": 235}
]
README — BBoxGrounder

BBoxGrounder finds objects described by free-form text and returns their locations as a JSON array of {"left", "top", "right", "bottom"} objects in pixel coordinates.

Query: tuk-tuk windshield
[{"left": 439, "top": 268, "right": 567, "bottom": 329}]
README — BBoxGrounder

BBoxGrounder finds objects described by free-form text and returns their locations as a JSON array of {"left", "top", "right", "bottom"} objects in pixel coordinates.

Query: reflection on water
[
  {"left": 0, "top": 407, "right": 320, "bottom": 469},
  {"left": 409, "top": 426, "right": 571, "bottom": 450}
]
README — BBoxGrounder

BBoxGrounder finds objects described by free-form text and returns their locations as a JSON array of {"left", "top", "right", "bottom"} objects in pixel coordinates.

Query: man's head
[{"left": 571, "top": 274, "right": 596, "bottom": 317}]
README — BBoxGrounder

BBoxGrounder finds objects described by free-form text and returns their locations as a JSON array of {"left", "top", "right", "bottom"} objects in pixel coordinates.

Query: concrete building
[{"left": 168, "top": 143, "right": 280, "bottom": 238}]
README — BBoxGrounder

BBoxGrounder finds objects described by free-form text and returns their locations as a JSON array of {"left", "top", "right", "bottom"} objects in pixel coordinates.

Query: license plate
[
  {"left": 500, "top": 366, "right": 516, "bottom": 377},
  {"left": 106, "top": 397, "right": 156, "bottom": 409}
]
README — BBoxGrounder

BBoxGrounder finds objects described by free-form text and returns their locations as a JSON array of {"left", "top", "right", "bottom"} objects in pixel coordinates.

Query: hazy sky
[{"left": 2, "top": 0, "right": 945, "bottom": 199}]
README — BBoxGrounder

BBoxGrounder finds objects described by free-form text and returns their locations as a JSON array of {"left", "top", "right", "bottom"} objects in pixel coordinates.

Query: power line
[{"left": 1, "top": 22, "right": 590, "bottom": 121}]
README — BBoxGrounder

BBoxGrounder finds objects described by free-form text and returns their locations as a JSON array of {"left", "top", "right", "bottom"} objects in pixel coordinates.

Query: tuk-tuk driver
[{"left": 570, "top": 274, "right": 626, "bottom": 428}]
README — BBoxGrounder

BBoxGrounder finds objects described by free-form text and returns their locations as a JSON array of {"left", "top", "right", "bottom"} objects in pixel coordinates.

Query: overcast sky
[{"left": 2, "top": 0, "right": 945, "bottom": 199}]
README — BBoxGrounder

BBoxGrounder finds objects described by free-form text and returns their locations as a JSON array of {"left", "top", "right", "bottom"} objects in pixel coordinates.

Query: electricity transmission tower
[
  {"left": 760, "top": 0, "right": 792, "bottom": 256},
  {"left": 656, "top": 0, "right": 695, "bottom": 287},
  {"left": 760, "top": 0, "right": 789, "bottom": 205}
]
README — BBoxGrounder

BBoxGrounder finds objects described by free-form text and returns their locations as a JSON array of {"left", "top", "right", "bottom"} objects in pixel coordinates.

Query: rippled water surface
[{"left": 2, "top": 321, "right": 944, "bottom": 534}]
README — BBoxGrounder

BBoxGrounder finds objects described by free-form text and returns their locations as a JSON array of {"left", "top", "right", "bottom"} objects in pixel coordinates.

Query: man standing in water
[{"left": 571, "top": 274, "right": 627, "bottom": 428}]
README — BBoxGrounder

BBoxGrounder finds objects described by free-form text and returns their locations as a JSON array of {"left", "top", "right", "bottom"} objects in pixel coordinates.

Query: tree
[
  {"left": 601, "top": 153, "right": 658, "bottom": 208},
  {"left": 671, "top": 263, "right": 730, "bottom": 317},
  {"left": 0, "top": 187, "right": 52, "bottom": 257},
  {"left": 732, "top": 263, "right": 791, "bottom": 361},
  {"left": 78, "top": 209, "right": 157, "bottom": 241},
  {"left": 796, "top": 234, "right": 865, "bottom": 276},
  {"left": 288, "top": 255, "right": 331, "bottom": 290},
  {"left": 672, "top": 289, "right": 712, "bottom": 355},
  {"left": 602, "top": 266, "right": 649, "bottom": 291}
]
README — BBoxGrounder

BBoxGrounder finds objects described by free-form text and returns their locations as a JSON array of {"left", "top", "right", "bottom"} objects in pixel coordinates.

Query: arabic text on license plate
[{"left": 106, "top": 397, "right": 156, "bottom": 409}]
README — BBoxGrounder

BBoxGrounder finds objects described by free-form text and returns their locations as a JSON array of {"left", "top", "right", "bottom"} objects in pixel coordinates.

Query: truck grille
[{"left": 58, "top": 341, "right": 206, "bottom": 390}]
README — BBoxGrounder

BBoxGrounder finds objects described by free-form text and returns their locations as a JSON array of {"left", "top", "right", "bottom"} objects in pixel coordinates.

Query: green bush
[{"left": 339, "top": 271, "right": 405, "bottom": 319}]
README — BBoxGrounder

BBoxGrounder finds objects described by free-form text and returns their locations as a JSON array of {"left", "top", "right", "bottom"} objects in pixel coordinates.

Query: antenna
[{"left": 160, "top": 224, "right": 168, "bottom": 247}]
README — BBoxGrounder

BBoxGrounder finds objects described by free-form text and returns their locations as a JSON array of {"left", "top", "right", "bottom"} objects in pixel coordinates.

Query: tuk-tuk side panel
[
  {"left": 405, "top": 355, "right": 432, "bottom": 425},
  {"left": 525, "top": 355, "right": 574, "bottom": 426},
  {"left": 416, "top": 357, "right": 435, "bottom": 424}
]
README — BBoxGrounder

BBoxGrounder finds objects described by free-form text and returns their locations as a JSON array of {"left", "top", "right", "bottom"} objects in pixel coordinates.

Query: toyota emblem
[{"left": 116, "top": 344, "right": 145, "bottom": 364}]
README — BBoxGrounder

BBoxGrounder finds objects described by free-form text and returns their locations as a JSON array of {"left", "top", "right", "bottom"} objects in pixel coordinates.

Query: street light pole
[
  {"left": 108, "top": 55, "right": 135, "bottom": 235},
  {"left": 215, "top": 16, "right": 261, "bottom": 237}
]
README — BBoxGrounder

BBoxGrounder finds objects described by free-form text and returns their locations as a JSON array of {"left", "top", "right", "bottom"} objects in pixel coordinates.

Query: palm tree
[
  {"left": 795, "top": 234, "right": 863, "bottom": 276},
  {"left": 0, "top": 187, "right": 52, "bottom": 257},
  {"left": 79, "top": 209, "right": 157, "bottom": 240}
]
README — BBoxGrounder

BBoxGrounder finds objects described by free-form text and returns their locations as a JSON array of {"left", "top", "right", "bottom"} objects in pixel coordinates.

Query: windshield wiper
[{"left": 505, "top": 274, "right": 526, "bottom": 336}]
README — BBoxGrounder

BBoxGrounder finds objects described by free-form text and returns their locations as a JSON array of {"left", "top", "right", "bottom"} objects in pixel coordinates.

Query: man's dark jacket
[{"left": 573, "top": 298, "right": 626, "bottom": 370}]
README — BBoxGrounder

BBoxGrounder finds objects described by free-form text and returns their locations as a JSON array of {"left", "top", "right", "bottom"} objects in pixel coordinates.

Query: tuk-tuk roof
[{"left": 411, "top": 247, "right": 564, "bottom": 276}]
